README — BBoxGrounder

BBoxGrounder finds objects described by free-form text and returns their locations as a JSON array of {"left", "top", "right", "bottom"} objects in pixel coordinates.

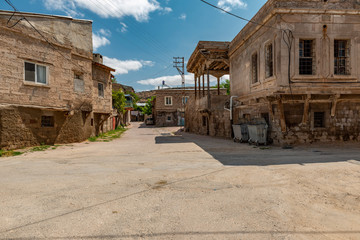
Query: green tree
[
  {"left": 112, "top": 89, "right": 126, "bottom": 114},
  {"left": 142, "top": 96, "right": 155, "bottom": 115},
  {"left": 126, "top": 91, "right": 140, "bottom": 103},
  {"left": 219, "top": 79, "right": 230, "bottom": 95},
  {"left": 111, "top": 76, "right": 117, "bottom": 83}
]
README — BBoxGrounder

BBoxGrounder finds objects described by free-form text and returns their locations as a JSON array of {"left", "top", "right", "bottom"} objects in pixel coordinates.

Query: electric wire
[{"left": 3, "top": 0, "right": 87, "bottom": 73}]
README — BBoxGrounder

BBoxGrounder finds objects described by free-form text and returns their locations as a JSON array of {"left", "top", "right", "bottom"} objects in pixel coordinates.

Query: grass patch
[
  {"left": 31, "top": 145, "right": 51, "bottom": 152},
  {"left": 88, "top": 127, "right": 127, "bottom": 142},
  {"left": 0, "top": 150, "right": 23, "bottom": 158}
]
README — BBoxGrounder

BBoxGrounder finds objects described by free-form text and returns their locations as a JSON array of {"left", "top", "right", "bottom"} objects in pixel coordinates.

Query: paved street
[{"left": 0, "top": 122, "right": 359, "bottom": 240}]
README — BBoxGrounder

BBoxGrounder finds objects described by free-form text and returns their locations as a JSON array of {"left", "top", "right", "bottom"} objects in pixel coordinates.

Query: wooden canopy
[
  {"left": 187, "top": 41, "right": 230, "bottom": 99},
  {"left": 187, "top": 41, "right": 230, "bottom": 77}
]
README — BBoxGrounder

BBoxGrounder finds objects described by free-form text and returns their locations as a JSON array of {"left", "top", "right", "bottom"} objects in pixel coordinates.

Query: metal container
[
  {"left": 247, "top": 123, "right": 268, "bottom": 146},
  {"left": 232, "top": 124, "right": 249, "bottom": 143}
]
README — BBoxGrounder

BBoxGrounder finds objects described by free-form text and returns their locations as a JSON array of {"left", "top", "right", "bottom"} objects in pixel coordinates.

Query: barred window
[
  {"left": 265, "top": 43, "right": 273, "bottom": 78},
  {"left": 334, "top": 40, "right": 350, "bottom": 75},
  {"left": 41, "top": 116, "right": 54, "bottom": 127},
  {"left": 299, "top": 39, "right": 315, "bottom": 75},
  {"left": 313, "top": 112, "right": 325, "bottom": 128},
  {"left": 251, "top": 53, "right": 258, "bottom": 84}
]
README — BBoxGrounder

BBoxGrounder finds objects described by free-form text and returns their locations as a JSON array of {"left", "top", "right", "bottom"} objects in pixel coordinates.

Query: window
[
  {"left": 25, "top": 62, "right": 48, "bottom": 84},
  {"left": 182, "top": 96, "right": 189, "bottom": 104},
  {"left": 265, "top": 43, "right": 273, "bottom": 78},
  {"left": 41, "top": 116, "right": 54, "bottom": 127},
  {"left": 166, "top": 115, "right": 172, "bottom": 122},
  {"left": 165, "top": 96, "right": 172, "bottom": 106},
  {"left": 74, "top": 73, "right": 84, "bottom": 93},
  {"left": 98, "top": 83, "right": 104, "bottom": 97},
  {"left": 299, "top": 39, "right": 315, "bottom": 75},
  {"left": 334, "top": 40, "right": 350, "bottom": 75},
  {"left": 251, "top": 53, "right": 258, "bottom": 84},
  {"left": 313, "top": 112, "right": 325, "bottom": 128}
]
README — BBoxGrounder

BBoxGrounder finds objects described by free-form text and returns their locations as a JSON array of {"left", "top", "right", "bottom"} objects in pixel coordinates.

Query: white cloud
[
  {"left": 162, "top": 7, "right": 172, "bottom": 14},
  {"left": 43, "top": 0, "right": 82, "bottom": 17},
  {"left": 93, "top": 33, "right": 110, "bottom": 51},
  {"left": 179, "top": 13, "right": 186, "bottom": 20},
  {"left": 43, "top": 0, "right": 170, "bottom": 22},
  {"left": 137, "top": 74, "right": 228, "bottom": 87},
  {"left": 217, "top": 0, "right": 247, "bottom": 11},
  {"left": 103, "top": 56, "right": 154, "bottom": 75},
  {"left": 98, "top": 29, "right": 111, "bottom": 37},
  {"left": 118, "top": 22, "right": 128, "bottom": 33}
]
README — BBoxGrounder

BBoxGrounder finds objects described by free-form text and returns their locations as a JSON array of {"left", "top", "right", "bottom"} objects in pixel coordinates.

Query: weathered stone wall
[
  {"left": 185, "top": 95, "right": 231, "bottom": 138},
  {"left": 92, "top": 65, "right": 112, "bottom": 113},
  {"left": 155, "top": 88, "right": 227, "bottom": 127},
  {"left": 235, "top": 101, "right": 360, "bottom": 145},
  {"left": 0, "top": 107, "right": 94, "bottom": 150},
  {"left": 228, "top": 0, "right": 360, "bottom": 144},
  {"left": 0, "top": 14, "right": 93, "bottom": 110},
  {"left": 0, "top": 12, "right": 118, "bottom": 149}
]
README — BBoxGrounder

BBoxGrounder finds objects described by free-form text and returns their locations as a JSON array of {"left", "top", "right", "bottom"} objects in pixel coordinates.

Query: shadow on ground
[{"left": 155, "top": 133, "right": 360, "bottom": 166}]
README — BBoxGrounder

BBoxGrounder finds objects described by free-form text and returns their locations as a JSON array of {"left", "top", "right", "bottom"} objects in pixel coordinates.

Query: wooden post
[
  {"left": 194, "top": 74, "right": 197, "bottom": 99},
  {"left": 217, "top": 77, "right": 220, "bottom": 95},
  {"left": 302, "top": 94, "right": 311, "bottom": 125},
  {"left": 277, "top": 98, "right": 287, "bottom": 133},
  {"left": 202, "top": 74, "right": 205, "bottom": 97},
  {"left": 207, "top": 68, "right": 211, "bottom": 109},
  {"left": 198, "top": 76, "right": 201, "bottom": 98}
]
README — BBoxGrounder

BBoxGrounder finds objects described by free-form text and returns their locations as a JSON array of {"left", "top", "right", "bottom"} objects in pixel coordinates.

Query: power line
[
  {"left": 200, "top": 0, "right": 281, "bottom": 31},
  {"left": 3, "top": 0, "right": 87, "bottom": 73},
  {"left": 87, "top": 0, "right": 175, "bottom": 63}
]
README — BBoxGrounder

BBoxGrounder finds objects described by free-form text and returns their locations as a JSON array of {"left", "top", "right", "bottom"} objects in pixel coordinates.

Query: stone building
[
  {"left": 0, "top": 11, "right": 113, "bottom": 149},
  {"left": 229, "top": 0, "right": 360, "bottom": 144},
  {"left": 186, "top": 41, "right": 231, "bottom": 138},
  {"left": 155, "top": 87, "right": 227, "bottom": 127}
]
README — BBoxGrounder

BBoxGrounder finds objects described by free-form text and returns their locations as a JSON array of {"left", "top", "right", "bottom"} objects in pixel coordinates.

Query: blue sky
[{"left": 1, "top": 0, "right": 267, "bottom": 91}]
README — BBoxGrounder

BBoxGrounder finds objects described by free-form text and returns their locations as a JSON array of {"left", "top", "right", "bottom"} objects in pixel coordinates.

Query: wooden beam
[
  {"left": 217, "top": 77, "right": 220, "bottom": 95},
  {"left": 268, "top": 101, "right": 274, "bottom": 122},
  {"left": 302, "top": 94, "right": 311, "bottom": 125},
  {"left": 331, "top": 94, "right": 340, "bottom": 117},
  {"left": 277, "top": 98, "right": 287, "bottom": 133}
]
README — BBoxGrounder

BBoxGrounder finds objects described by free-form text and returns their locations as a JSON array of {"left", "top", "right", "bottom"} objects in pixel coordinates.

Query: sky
[{"left": 1, "top": 0, "right": 267, "bottom": 92}]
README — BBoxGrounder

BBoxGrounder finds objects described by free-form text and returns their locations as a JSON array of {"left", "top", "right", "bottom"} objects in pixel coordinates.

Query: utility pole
[{"left": 173, "top": 57, "right": 185, "bottom": 126}]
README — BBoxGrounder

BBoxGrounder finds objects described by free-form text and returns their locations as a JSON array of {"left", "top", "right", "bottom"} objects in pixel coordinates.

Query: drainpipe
[
  {"left": 225, "top": 96, "right": 238, "bottom": 121},
  {"left": 225, "top": 96, "right": 238, "bottom": 138}
]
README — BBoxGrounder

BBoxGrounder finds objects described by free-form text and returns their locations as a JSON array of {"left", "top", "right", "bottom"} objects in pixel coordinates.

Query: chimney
[{"left": 93, "top": 53, "right": 103, "bottom": 64}]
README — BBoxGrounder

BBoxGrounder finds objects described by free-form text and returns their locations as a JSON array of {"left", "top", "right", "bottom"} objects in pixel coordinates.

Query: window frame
[
  {"left": 166, "top": 115, "right": 172, "bottom": 122},
  {"left": 24, "top": 61, "right": 49, "bottom": 85},
  {"left": 165, "top": 96, "right": 173, "bottom": 106},
  {"left": 265, "top": 42, "right": 274, "bottom": 79},
  {"left": 41, "top": 116, "right": 54, "bottom": 128},
  {"left": 299, "top": 39, "right": 316, "bottom": 75},
  {"left": 98, "top": 82, "right": 104, "bottom": 98},
  {"left": 334, "top": 39, "right": 351, "bottom": 76},
  {"left": 182, "top": 96, "right": 189, "bottom": 105},
  {"left": 251, "top": 52, "right": 259, "bottom": 84}
]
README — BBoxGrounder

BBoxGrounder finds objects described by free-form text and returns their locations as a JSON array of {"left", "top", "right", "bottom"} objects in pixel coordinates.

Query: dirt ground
[{"left": 0, "top": 122, "right": 359, "bottom": 240}]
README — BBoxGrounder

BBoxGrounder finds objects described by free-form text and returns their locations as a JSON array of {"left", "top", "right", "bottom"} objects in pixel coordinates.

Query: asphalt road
[{"left": 0, "top": 122, "right": 359, "bottom": 240}]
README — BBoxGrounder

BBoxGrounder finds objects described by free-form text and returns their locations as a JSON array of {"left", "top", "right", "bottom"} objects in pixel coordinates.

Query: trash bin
[
  {"left": 247, "top": 123, "right": 268, "bottom": 146},
  {"left": 232, "top": 124, "right": 249, "bottom": 143}
]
